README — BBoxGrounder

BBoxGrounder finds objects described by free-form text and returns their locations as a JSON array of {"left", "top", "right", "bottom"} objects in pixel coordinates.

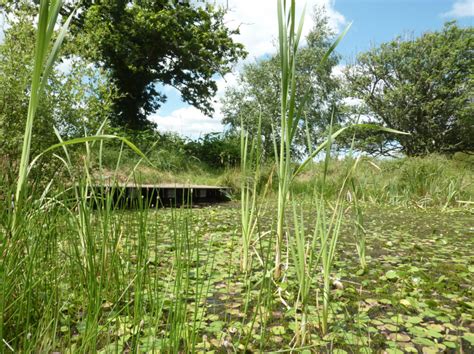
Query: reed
[
  {"left": 240, "top": 115, "right": 262, "bottom": 272},
  {"left": 289, "top": 201, "right": 319, "bottom": 345},
  {"left": 1, "top": 2, "right": 71, "bottom": 351},
  {"left": 274, "top": 0, "right": 357, "bottom": 279},
  {"left": 0, "top": 0, "right": 427, "bottom": 351},
  {"left": 348, "top": 159, "right": 367, "bottom": 271}
]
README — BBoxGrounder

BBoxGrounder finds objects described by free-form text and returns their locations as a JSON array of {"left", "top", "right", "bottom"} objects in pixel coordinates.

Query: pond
[{"left": 81, "top": 203, "right": 473, "bottom": 353}]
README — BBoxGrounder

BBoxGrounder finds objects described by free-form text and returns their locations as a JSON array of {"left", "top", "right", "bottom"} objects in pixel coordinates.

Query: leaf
[
  {"left": 98, "top": 342, "right": 124, "bottom": 353},
  {"left": 385, "top": 349, "right": 404, "bottom": 354},
  {"left": 139, "top": 337, "right": 163, "bottom": 352},
  {"left": 207, "top": 314, "right": 219, "bottom": 321},
  {"left": 15, "top": 0, "right": 75, "bottom": 204},
  {"left": 425, "top": 323, "right": 444, "bottom": 332},
  {"left": 443, "top": 341, "right": 457, "bottom": 349},
  {"left": 271, "top": 325, "right": 286, "bottom": 335},
  {"left": 385, "top": 270, "right": 399, "bottom": 280},
  {"left": 208, "top": 320, "right": 225, "bottom": 334},
  {"left": 380, "top": 324, "right": 399, "bottom": 332},
  {"left": 425, "top": 329, "right": 443, "bottom": 339},
  {"left": 388, "top": 333, "right": 411, "bottom": 342},
  {"left": 412, "top": 337, "right": 435, "bottom": 346},
  {"left": 320, "top": 22, "right": 352, "bottom": 66},
  {"left": 406, "top": 316, "right": 423, "bottom": 324},
  {"left": 29, "top": 134, "right": 153, "bottom": 172},
  {"left": 463, "top": 333, "right": 474, "bottom": 345},
  {"left": 400, "top": 299, "right": 411, "bottom": 307}
]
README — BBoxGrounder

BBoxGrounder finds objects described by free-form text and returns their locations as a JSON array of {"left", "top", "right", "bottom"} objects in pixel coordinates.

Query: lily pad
[
  {"left": 385, "top": 270, "right": 399, "bottom": 280},
  {"left": 388, "top": 333, "right": 411, "bottom": 342},
  {"left": 462, "top": 333, "right": 474, "bottom": 345},
  {"left": 412, "top": 337, "right": 435, "bottom": 346}
]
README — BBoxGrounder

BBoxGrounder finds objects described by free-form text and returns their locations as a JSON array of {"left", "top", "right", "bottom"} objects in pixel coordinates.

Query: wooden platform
[{"left": 91, "top": 183, "right": 231, "bottom": 207}]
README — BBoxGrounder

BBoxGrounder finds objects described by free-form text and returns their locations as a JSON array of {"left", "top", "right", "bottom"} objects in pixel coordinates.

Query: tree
[
  {"left": 221, "top": 7, "right": 342, "bottom": 158},
  {"left": 58, "top": 0, "right": 245, "bottom": 130},
  {"left": 0, "top": 11, "right": 116, "bottom": 182},
  {"left": 345, "top": 22, "right": 473, "bottom": 156}
]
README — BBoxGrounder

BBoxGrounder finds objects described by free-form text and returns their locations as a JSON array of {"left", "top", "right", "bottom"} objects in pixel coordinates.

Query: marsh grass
[
  {"left": 289, "top": 201, "right": 318, "bottom": 345},
  {"left": 240, "top": 116, "right": 263, "bottom": 272},
  {"left": 291, "top": 155, "right": 473, "bottom": 208},
  {"left": 2, "top": 0, "right": 471, "bottom": 352},
  {"left": 271, "top": 0, "right": 368, "bottom": 339},
  {"left": 2, "top": 2, "right": 177, "bottom": 352},
  {"left": 347, "top": 161, "right": 367, "bottom": 271},
  {"left": 2, "top": 2, "right": 71, "bottom": 350},
  {"left": 273, "top": 0, "right": 372, "bottom": 278}
]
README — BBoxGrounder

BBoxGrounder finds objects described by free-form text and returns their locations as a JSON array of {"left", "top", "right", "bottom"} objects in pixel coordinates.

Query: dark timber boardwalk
[{"left": 92, "top": 183, "right": 231, "bottom": 208}]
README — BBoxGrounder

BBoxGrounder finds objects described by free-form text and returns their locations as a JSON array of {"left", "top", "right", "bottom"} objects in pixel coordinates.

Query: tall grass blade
[{"left": 15, "top": 0, "right": 71, "bottom": 207}]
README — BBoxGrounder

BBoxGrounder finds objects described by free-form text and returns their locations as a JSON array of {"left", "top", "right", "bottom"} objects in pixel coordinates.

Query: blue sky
[
  {"left": 151, "top": 0, "right": 473, "bottom": 138},
  {"left": 335, "top": 0, "right": 473, "bottom": 61},
  {"left": 1, "top": 1, "right": 471, "bottom": 137}
]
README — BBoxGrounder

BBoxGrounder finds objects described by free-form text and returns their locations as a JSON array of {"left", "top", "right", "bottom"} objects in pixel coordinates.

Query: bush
[{"left": 185, "top": 132, "right": 240, "bottom": 168}]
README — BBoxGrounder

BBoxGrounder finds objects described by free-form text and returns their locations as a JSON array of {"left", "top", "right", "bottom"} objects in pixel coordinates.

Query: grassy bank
[
  {"left": 291, "top": 154, "right": 474, "bottom": 208},
  {"left": 82, "top": 149, "right": 474, "bottom": 210},
  {"left": 2, "top": 1, "right": 473, "bottom": 352}
]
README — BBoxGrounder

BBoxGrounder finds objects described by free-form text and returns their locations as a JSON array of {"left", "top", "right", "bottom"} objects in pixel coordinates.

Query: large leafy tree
[
  {"left": 59, "top": 0, "right": 246, "bottom": 130},
  {"left": 345, "top": 22, "right": 473, "bottom": 156},
  {"left": 221, "top": 7, "right": 342, "bottom": 158},
  {"left": 0, "top": 10, "right": 116, "bottom": 182}
]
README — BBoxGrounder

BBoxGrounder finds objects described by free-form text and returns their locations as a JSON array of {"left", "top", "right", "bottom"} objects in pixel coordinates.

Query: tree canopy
[
  {"left": 62, "top": 0, "right": 246, "bottom": 130},
  {"left": 345, "top": 22, "right": 473, "bottom": 156},
  {"left": 0, "top": 10, "right": 115, "bottom": 181},
  {"left": 221, "top": 7, "right": 342, "bottom": 158}
]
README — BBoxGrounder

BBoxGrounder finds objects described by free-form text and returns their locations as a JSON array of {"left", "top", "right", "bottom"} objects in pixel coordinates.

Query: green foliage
[
  {"left": 345, "top": 22, "right": 474, "bottom": 156},
  {"left": 292, "top": 155, "right": 474, "bottom": 207},
  {"left": 185, "top": 132, "right": 240, "bottom": 168},
  {"left": 67, "top": 0, "right": 246, "bottom": 130},
  {"left": 95, "top": 129, "right": 189, "bottom": 176},
  {"left": 2, "top": 1, "right": 473, "bottom": 352},
  {"left": 222, "top": 6, "right": 342, "bottom": 158},
  {"left": 0, "top": 10, "right": 116, "bottom": 183},
  {"left": 84, "top": 129, "right": 240, "bottom": 192}
]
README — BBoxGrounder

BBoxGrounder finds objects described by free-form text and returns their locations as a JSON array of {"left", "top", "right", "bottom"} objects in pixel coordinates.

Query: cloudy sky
[
  {"left": 1, "top": 1, "right": 471, "bottom": 137},
  {"left": 149, "top": 0, "right": 473, "bottom": 138}
]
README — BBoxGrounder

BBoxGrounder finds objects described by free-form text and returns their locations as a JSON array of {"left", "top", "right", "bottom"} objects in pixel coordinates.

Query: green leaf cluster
[
  {"left": 221, "top": 6, "right": 342, "bottom": 159},
  {"left": 69, "top": 0, "right": 247, "bottom": 129},
  {"left": 0, "top": 9, "right": 116, "bottom": 183},
  {"left": 345, "top": 22, "right": 473, "bottom": 156}
]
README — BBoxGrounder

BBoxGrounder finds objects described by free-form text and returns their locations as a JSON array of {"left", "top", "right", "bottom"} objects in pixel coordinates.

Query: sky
[
  {"left": 150, "top": 0, "right": 473, "bottom": 139},
  {"left": 0, "top": 1, "right": 472, "bottom": 138}
]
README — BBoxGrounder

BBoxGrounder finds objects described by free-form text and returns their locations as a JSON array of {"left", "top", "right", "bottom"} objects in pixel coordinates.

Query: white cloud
[
  {"left": 331, "top": 64, "right": 346, "bottom": 79},
  {"left": 0, "top": 13, "right": 7, "bottom": 43},
  {"left": 152, "top": 1, "right": 346, "bottom": 136},
  {"left": 443, "top": 0, "right": 474, "bottom": 17},
  {"left": 149, "top": 106, "right": 225, "bottom": 139},
  {"left": 152, "top": 72, "right": 237, "bottom": 137},
  {"left": 218, "top": 0, "right": 346, "bottom": 59},
  {"left": 56, "top": 57, "right": 74, "bottom": 74}
]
